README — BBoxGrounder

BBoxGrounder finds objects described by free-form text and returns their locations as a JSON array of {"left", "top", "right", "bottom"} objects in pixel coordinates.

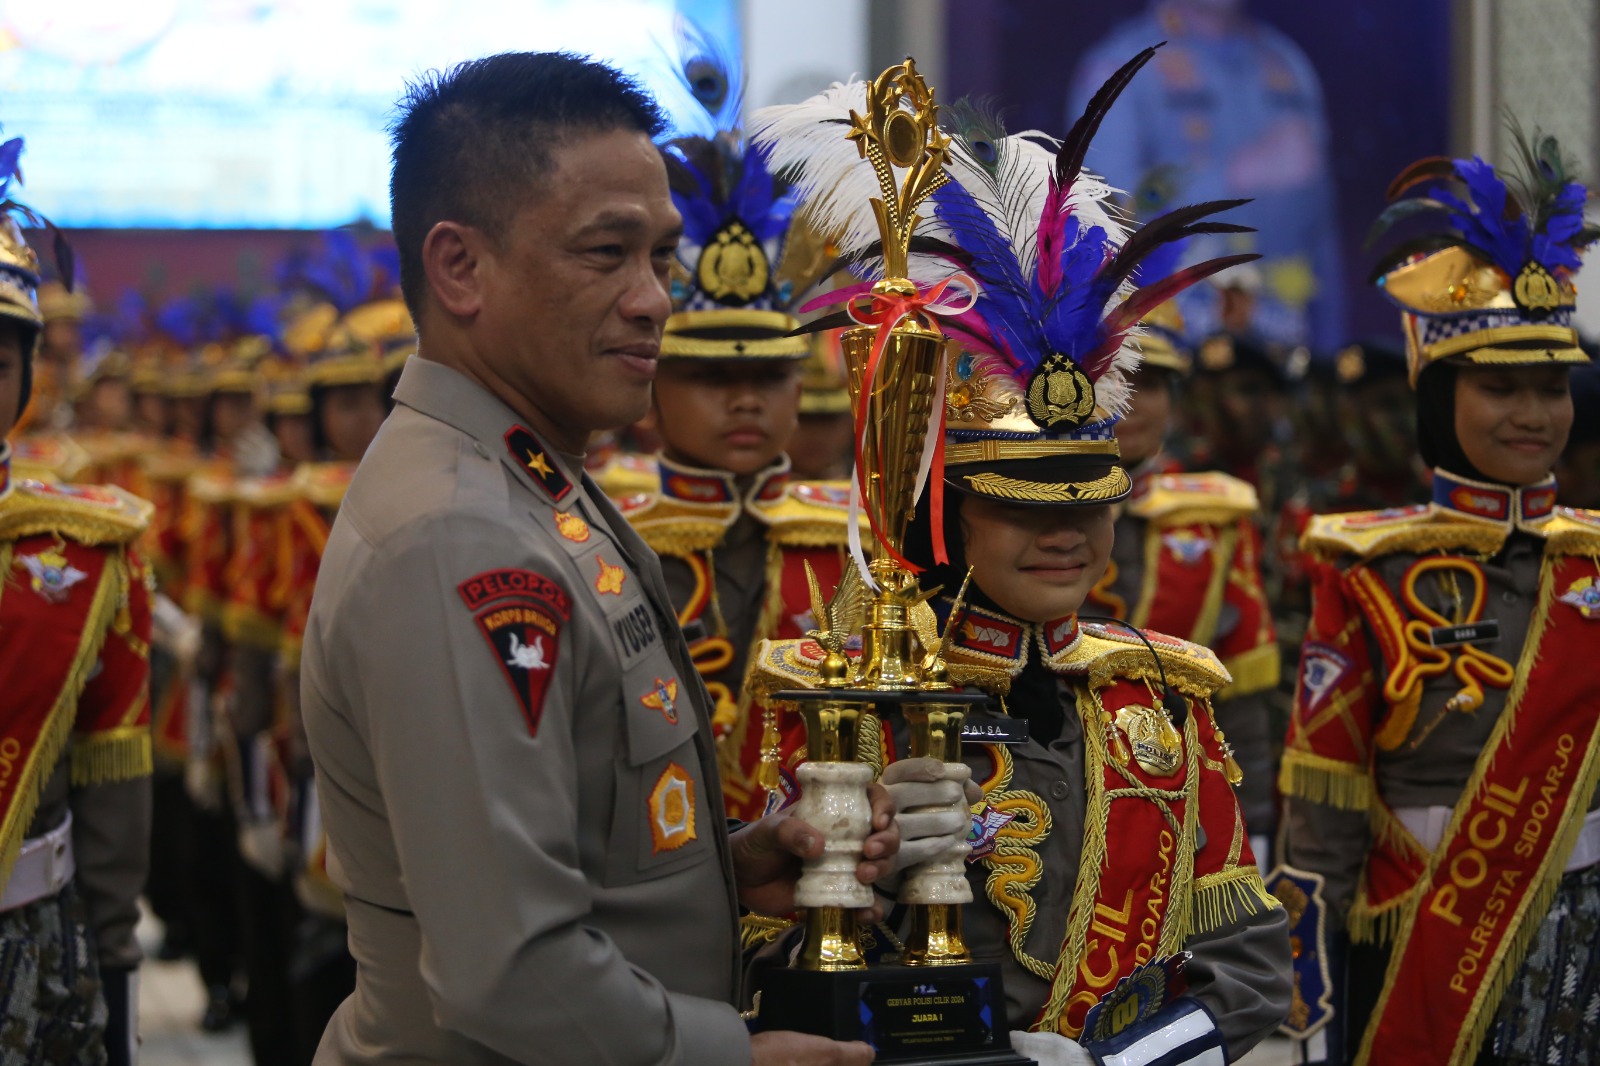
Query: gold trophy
[{"left": 754, "top": 59, "right": 1033, "bottom": 1066}]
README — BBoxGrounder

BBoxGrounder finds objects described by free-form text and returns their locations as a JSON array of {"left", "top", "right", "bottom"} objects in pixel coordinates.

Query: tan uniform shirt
[{"left": 301, "top": 357, "right": 748, "bottom": 1065}]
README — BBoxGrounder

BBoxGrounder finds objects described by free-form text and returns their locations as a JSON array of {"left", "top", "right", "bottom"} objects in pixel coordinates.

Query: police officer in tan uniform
[{"left": 299, "top": 53, "right": 897, "bottom": 1066}]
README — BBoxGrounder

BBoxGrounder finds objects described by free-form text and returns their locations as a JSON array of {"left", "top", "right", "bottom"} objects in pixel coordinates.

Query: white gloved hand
[
  {"left": 879, "top": 757, "right": 980, "bottom": 877},
  {"left": 1009, "top": 1029, "right": 1098, "bottom": 1066}
]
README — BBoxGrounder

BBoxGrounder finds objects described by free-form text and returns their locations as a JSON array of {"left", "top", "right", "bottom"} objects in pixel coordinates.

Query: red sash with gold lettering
[
  {"left": 1358, "top": 549, "right": 1600, "bottom": 1066},
  {"left": 1038, "top": 677, "right": 1196, "bottom": 1037}
]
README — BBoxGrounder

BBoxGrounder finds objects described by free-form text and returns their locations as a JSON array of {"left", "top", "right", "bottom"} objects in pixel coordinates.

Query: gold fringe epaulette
[
  {"left": 591, "top": 453, "right": 659, "bottom": 499},
  {"left": 0, "top": 480, "right": 153, "bottom": 545},
  {"left": 1127, "top": 471, "right": 1259, "bottom": 527},
  {"left": 620, "top": 492, "right": 740, "bottom": 556},
  {"left": 1065, "top": 623, "right": 1232, "bottom": 699},
  {"left": 1191, "top": 866, "right": 1281, "bottom": 936},
  {"left": 291, "top": 461, "right": 358, "bottom": 510},
  {"left": 187, "top": 465, "right": 240, "bottom": 506},
  {"left": 1300, "top": 505, "right": 1507, "bottom": 560},
  {"left": 1542, "top": 507, "right": 1600, "bottom": 554},
  {"left": 1277, "top": 749, "right": 1373, "bottom": 811},
  {"left": 11, "top": 433, "right": 91, "bottom": 483},
  {"left": 138, "top": 445, "right": 202, "bottom": 484},
  {"left": 236, "top": 472, "right": 301, "bottom": 510},
  {"left": 752, "top": 480, "right": 866, "bottom": 547}
]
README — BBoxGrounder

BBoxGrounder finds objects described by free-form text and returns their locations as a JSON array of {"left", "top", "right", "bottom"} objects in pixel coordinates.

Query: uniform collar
[
  {"left": 0, "top": 441, "right": 10, "bottom": 502},
  {"left": 392, "top": 356, "right": 578, "bottom": 506},
  {"left": 656, "top": 453, "right": 791, "bottom": 513},
  {"left": 937, "top": 597, "right": 1082, "bottom": 675},
  {"left": 1431, "top": 467, "right": 1557, "bottom": 533}
]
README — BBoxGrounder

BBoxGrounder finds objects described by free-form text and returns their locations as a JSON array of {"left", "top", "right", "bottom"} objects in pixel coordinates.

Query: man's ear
[{"left": 422, "top": 221, "right": 486, "bottom": 319}]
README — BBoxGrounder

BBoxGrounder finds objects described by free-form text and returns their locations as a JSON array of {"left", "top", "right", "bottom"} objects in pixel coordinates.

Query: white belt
[
  {"left": 0, "top": 813, "right": 75, "bottom": 912},
  {"left": 1396, "top": 805, "right": 1600, "bottom": 874}
]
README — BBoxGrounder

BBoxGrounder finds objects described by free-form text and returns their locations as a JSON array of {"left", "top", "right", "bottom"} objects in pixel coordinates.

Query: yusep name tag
[
  {"left": 1428, "top": 620, "right": 1501, "bottom": 648},
  {"left": 962, "top": 717, "right": 1029, "bottom": 744}
]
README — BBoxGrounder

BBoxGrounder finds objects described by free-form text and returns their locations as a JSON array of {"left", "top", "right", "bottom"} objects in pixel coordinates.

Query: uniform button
[
  {"left": 1502, "top": 591, "right": 1517, "bottom": 605},
  {"left": 1050, "top": 781, "right": 1071, "bottom": 801},
  {"left": 473, "top": 442, "right": 490, "bottom": 459}
]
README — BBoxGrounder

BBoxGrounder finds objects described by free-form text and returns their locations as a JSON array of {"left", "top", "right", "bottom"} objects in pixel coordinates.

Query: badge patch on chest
[
  {"left": 458, "top": 569, "right": 572, "bottom": 737},
  {"left": 1559, "top": 576, "right": 1600, "bottom": 620},
  {"left": 649, "top": 762, "right": 697, "bottom": 853},
  {"left": 640, "top": 677, "right": 680, "bottom": 724},
  {"left": 594, "top": 555, "right": 626, "bottom": 596},
  {"left": 1111, "top": 704, "right": 1183, "bottom": 777},
  {"left": 16, "top": 548, "right": 89, "bottom": 603},
  {"left": 967, "top": 804, "right": 1018, "bottom": 861}
]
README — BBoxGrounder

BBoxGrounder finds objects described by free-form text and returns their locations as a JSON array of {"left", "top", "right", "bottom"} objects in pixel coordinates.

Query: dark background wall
[{"left": 942, "top": 0, "right": 1452, "bottom": 343}]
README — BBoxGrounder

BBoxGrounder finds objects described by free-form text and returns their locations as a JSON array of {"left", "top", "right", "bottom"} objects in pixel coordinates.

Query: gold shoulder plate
[
  {"left": 1544, "top": 507, "right": 1600, "bottom": 554},
  {"left": 1068, "top": 622, "right": 1231, "bottom": 698},
  {"left": 1, "top": 480, "right": 153, "bottom": 545},
  {"left": 622, "top": 492, "right": 738, "bottom": 556},
  {"left": 755, "top": 480, "right": 865, "bottom": 545},
  {"left": 1129, "top": 471, "right": 1259, "bottom": 525},
  {"left": 1300, "top": 505, "right": 1505, "bottom": 560},
  {"left": 291, "top": 462, "right": 357, "bottom": 510}
]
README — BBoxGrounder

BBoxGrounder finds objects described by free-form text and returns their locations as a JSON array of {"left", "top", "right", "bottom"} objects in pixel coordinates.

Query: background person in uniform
[
  {"left": 299, "top": 52, "right": 896, "bottom": 1066},
  {"left": 1069, "top": 0, "right": 1345, "bottom": 352}
]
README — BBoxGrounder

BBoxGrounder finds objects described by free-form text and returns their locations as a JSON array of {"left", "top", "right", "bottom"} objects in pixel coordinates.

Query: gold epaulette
[
  {"left": 235, "top": 471, "right": 301, "bottom": 510},
  {"left": 77, "top": 430, "right": 146, "bottom": 468},
  {"left": 1543, "top": 507, "right": 1600, "bottom": 553},
  {"left": 591, "top": 453, "right": 659, "bottom": 499},
  {"left": 752, "top": 480, "right": 865, "bottom": 546},
  {"left": 1064, "top": 622, "right": 1231, "bottom": 699},
  {"left": 139, "top": 444, "right": 202, "bottom": 484},
  {"left": 11, "top": 433, "right": 90, "bottom": 483},
  {"left": 617, "top": 490, "right": 739, "bottom": 555},
  {"left": 1126, "top": 471, "right": 1258, "bottom": 526},
  {"left": 1300, "top": 505, "right": 1506, "bottom": 560},
  {"left": 187, "top": 464, "right": 240, "bottom": 506},
  {"left": 291, "top": 461, "right": 358, "bottom": 510},
  {"left": 0, "top": 479, "right": 153, "bottom": 545}
]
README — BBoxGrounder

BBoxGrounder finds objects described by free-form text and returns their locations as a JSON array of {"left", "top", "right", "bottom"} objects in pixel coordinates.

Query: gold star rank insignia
[
  {"left": 503, "top": 425, "right": 572, "bottom": 502},
  {"left": 594, "top": 555, "right": 625, "bottom": 596}
]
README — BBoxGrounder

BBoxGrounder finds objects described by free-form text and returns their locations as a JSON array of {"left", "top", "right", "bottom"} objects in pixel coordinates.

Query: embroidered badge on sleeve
[
  {"left": 16, "top": 548, "right": 90, "bottom": 603},
  {"left": 594, "top": 555, "right": 626, "bottom": 596},
  {"left": 458, "top": 569, "right": 573, "bottom": 736}
]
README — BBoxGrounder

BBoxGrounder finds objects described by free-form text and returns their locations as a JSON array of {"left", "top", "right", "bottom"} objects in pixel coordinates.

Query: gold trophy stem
[
  {"left": 903, "top": 902, "right": 971, "bottom": 966},
  {"left": 797, "top": 907, "right": 866, "bottom": 972}
]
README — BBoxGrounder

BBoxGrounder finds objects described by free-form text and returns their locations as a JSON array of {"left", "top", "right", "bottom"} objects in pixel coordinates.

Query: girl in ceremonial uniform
[
  {"left": 1281, "top": 137, "right": 1600, "bottom": 1066},
  {"left": 750, "top": 48, "right": 1292, "bottom": 1065}
]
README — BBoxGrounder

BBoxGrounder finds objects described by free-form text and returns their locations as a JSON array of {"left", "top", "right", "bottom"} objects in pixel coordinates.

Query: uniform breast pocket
[{"left": 603, "top": 658, "right": 715, "bottom": 887}]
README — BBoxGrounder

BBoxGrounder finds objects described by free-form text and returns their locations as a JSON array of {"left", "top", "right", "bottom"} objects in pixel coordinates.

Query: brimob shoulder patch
[{"left": 458, "top": 568, "right": 571, "bottom": 735}]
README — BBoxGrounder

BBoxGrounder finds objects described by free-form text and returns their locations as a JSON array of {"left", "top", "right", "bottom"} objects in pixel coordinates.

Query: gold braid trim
[
  {"left": 961, "top": 467, "right": 1130, "bottom": 504},
  {"left": 1191, "top": 524, "right": 1239, "bottom": 645},
  {"left": 0, "top": 559, "right": 120, "bottom": 894},
  {"left": 1302, "top": 512, "right": 1507, "bottom": 562},
  {"left": 767, "top": 522, "right": 858, "bottom": 548},
  {"left": 636, "top": 521, "right": 734, "bottom": 557},
  {"left": 0, "top": 486, "right": 152, "bottom": 545},
  {"left": 1191, "top": 866, "right": 1281, "bottom": 937},
  {"left": 719, "top": 541, "right": 790, "bottom": 797},
  {"left": 741, "top": 914, "right": 797, "bottom": 952},
  {"left": 1346, "top": 881, "right": 1418, "bottom": 946},
  {"left": 1218, "top": 643, "right": 1282, "bottom": 700},
  {"left": 71, "top": 726, "right": 153, "bottom": 786},
  {"left": 1278, "top": 750, "right": 1372, "bottom": 811},
  {"left": 978, "top": 744, "right": 1056, "bottom": 980}
]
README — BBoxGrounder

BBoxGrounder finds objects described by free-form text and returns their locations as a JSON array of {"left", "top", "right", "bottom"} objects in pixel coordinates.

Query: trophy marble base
[{"left": 757, "top": 961, "right": 1035, "bottom": 1065}]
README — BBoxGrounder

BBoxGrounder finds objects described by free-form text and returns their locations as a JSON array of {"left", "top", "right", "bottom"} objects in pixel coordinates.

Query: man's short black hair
[{"left": 388, "top": 51, "right": 667, "bottom": 318}]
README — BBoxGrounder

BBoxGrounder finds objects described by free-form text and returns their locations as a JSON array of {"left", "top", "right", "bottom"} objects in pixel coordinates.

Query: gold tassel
[
  {"left": 756, "top": 704, "right": 782, "bottom": 792},
  {"left": 71, "top": 728, "right": 154, "bottom": 786}
]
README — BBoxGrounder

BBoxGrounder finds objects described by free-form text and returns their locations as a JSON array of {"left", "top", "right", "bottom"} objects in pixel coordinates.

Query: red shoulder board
[{"left": 458, "top": 568, "right": 571, "bottom": 736}]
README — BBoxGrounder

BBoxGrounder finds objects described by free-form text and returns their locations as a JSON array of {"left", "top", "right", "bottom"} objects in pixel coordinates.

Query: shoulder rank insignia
[
  {"left": 649, "top": 762, "right": 697, "bottom": 853},
  {"left": 458, "top": 568, "right": 572, "bottom": 736},
  {"left": 1560, "top": 576, "right": 1600, "bottom": 619},
  {"left": 504, "top": 426, "right": 572, "bottom": 503},
  {"left": 16, "top": 548, "right": 89, "bottom": 603}
]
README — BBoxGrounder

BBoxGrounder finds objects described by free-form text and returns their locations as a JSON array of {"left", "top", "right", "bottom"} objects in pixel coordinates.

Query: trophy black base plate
[{"left": 757, "top": 961, "right": 1035, "bottom": 1065}]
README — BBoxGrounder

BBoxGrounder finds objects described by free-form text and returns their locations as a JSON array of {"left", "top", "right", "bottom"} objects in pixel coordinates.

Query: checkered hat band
[{"left": 1419, "top": 308, "right": 1573, "bottom": 347}]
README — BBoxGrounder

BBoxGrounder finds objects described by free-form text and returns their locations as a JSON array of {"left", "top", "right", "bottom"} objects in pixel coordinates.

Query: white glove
[
  {"left": 879, "top": 757, "right": 980, "bottom": 876},
  {"left": 1009, "top": 1029, "right": 1097, "bottom": 1066}
]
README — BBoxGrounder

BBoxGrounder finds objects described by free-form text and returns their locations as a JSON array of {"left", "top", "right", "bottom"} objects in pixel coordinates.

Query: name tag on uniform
[
  {"left": 1428, "top": 620, "right": 1500, "bottom": 648},
  {"left": 962, "top": 717, "right": 1029, "bottom": 745}
]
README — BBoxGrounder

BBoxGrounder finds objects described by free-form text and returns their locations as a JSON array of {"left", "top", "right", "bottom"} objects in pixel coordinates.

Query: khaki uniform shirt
[{"left": 301, "top": 357, "right": 748, "bottom": 1065}]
